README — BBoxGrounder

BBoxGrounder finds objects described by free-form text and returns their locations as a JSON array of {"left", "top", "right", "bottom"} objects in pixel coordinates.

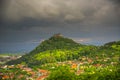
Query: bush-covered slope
[
  {"left": 30, "top": 34, "right": 80, "bottom": 54},
  {"left": 6, "top": 34, "right": 120, "bottom": 68},
  {"left": 6, "top": 34, "right": 85, "bottom": 66},
  {"left": 101, "top": 41, "right": 120, "bottom": 50}
]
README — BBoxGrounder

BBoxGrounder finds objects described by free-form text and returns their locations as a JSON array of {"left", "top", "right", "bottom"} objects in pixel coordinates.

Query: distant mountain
[
  {"left": 104, "top": 41, "right": 120, "bottom": 50},
  {"left": 104, "top": 41, "right": 120, "bottom": 46}
]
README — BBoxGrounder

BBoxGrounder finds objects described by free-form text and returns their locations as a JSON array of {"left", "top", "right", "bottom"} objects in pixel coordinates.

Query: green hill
[
  {"left": 6, "top": 34, "right": 120, "bottom": 68},
  {"left": 30, "top": 33, "right": 80, "bottom": 54},
  {"left": 4, "top": 34, "right": 120, "bottom": 80},
  {"left": 103, "top": 41, "right": 120, "bottom": 50},
  {"left": 6, "top": 34, "right": 85, "bottom": 67}
]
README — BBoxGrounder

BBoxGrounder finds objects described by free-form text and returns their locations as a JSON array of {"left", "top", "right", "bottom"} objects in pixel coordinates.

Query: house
[
  {"left": 36, "top": 69, "right": 49, "bottom": 80},
  {"left": 37, "top": 75, "right": 48, "bottom": 80},
  {"left": 76, "top": 69, "right": 84, "bottom": 75},
  {"left": 2, "top": 75, "right": 9, "bottom": 79},
  {"left": 38, "top": 69, "right": 49, "bottom": 76},
  {"left": 71, "top": 63, "right": 77, "bottom": 69},
  {"left": 87, "top": 59, "right": 93, "bottom": 63},
  {"left": 53, "top": 33, "right": 63, "bottom": 37}
]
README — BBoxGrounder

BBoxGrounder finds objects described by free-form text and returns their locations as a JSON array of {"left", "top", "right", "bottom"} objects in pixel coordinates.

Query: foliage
[
  {"left": 0, "top": 67, "right": 28, "bottom": 80},
  {"left": 6, "top": 36, "right": 120, "bottom": 68},
  {"left": 78, "top": 65, "right": 120, "bottom": 80},
  {"left": 46, "top": 66, "right": 78, "bottom": 80},
  {"left": 46, "top": 65, "right": 120, "bottom": 80},
  {"left": 30, "top": 35, "right": 80, "bottom": 54}
]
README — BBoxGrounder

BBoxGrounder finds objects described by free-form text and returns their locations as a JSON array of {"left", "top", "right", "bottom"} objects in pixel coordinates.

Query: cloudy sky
[{"left": 0, "top": 0, "right": 120, "bottom": 53}]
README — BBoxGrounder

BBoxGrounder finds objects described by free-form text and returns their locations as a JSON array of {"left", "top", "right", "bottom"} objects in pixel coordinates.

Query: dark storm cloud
[
  {"left": 109, "top": 0, "right": 120, "bottom": 14},
  {"left": 0, "top": 18, "right": 63, "bottom": 31},
  {"left": 0, "top": 0, "right": 119, "bottom": 25},
  {"left": 109, "top": 0, "right": 120, "bottom": 4},
  {"left": 0, "top": 0, "right": 120, "bottom": 35}
]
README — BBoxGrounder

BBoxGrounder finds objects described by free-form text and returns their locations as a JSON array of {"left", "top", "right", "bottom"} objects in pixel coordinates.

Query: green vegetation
[
  {"left": 6, "top": 35, "right": 120, "bottom": 67},
  {"left": 30, "top": 34, "right": 80, "bottom": 54},
  {"left": 6, "top": 34, "right": 82, "bottom": 66},
  {"left": 0, "top": 67, "right": 29, "bottom": 80},
  {"left": 46, "top": 65, "right": 120, "bottom": 80},
  {"left": 5, "top": 34, "right": 120, "bottom": 80},
  {"left": 46, "top": 66, "right": 78, "bottom": 80}
]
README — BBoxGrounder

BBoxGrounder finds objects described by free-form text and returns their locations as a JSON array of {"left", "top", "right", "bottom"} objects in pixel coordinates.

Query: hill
[
  {"left": 6, "top": 34, "right": 120, "bottom": 68},
  {"left": 6, "top": 34, "right": 87, "bottom": 67},
  {"left": 102, "top": 41, "right": 120, "bottom": 50},
  {"left": 3, "top": 34, "right": 120, "bottom": 80},
  {"left": 30, "top": 33, "right": 80, "bottom": 54}
]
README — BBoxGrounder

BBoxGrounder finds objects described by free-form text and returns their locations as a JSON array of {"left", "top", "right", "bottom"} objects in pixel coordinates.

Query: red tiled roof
[{"left": 37, "top": 75, "right": 48, "bottom": 80}]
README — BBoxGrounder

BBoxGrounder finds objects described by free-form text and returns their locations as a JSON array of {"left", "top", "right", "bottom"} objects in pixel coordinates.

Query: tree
[{"left": 46, "top": 66, "right": 78, "bottom": 80}]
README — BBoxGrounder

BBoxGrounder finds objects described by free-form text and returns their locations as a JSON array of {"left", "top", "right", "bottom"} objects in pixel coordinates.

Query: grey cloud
[
  {"left": 0, "top": 0, "right": 119, "bottom": 26},
  {"left": 109, "top": 0, "right": 120, "bottom": 4},
  {"left": 0, "top": 0, "right": 120, "bottom": 37}
]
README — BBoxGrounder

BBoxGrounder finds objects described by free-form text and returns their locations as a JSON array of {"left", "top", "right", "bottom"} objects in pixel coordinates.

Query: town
[
  {"left": 0, "top": 54, "right": 119, "bottom": 80},
  {"left": 0, "top": 55, "right": 22, "bottom": 65}
]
